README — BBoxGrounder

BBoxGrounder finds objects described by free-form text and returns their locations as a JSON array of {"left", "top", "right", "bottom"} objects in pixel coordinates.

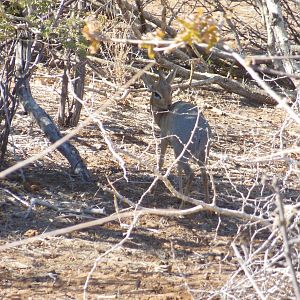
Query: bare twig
[
  {"left": 232, "top": 243, "right": 267, "bottom": 300},
  {"left": 272, "top": 177, "right": 300, "bottom": 300}
]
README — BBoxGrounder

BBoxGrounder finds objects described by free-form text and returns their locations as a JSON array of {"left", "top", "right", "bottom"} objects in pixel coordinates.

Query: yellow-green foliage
[
  {"left": 176, "top": 8, "right": 220, "bottom": 50},
  {"left": 139, "top": 29, "right": 165, "bottom": 59},
  {"left": 139, "top": 8, "right": 220, "bottom": 58},
  {"left": 82, "top": 15, "right": 108, "bottom": 54},
  {"left": 83, "top": 8, "right": 221, "bottom": 58}
]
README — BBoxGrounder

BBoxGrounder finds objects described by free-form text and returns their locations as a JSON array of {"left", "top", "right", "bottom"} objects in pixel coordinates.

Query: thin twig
[
  {"left": 232, "top": 243, "right": 267, "bottom": 300},
  {"left": 272, "top": 177, "right": 300, "bottom": 300}
]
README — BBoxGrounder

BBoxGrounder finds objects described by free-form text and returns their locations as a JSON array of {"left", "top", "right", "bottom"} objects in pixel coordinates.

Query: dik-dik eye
[{"left": 153, "top": 91, "right": 161, "bottom": 99}]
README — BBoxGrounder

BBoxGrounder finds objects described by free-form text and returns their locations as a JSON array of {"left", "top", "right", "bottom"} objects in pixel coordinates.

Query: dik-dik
[{"left": 142, "top": 70, "right": 211, "bottom": 201}]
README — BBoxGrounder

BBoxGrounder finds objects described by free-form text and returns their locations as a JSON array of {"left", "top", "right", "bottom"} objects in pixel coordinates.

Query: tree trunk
[
  {"left": 15, "top": 34, "right": 91, "bottom": 182},
  {"left": 68, "top": 56, "right": 86, "bottom": 127},
  {"left": 57, "top": 62, "right": 69, "bottom": 126},
  {"left": 263, "top": 0, "right": 300, "bottom": 86},
  {"left": 0, "top": 44, "right": 17, "bottom": 163},
  {"left": 66, "top": 0, "right": 87, "bottom": 127}
]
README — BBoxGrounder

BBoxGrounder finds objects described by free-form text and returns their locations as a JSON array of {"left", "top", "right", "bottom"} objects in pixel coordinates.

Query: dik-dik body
[{"left": 142, "top": 70, "right": 211, "bottom": 200}]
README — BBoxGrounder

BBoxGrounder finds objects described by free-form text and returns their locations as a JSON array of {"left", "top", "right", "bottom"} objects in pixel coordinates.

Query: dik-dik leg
[
  {"left": 198, "top": 149, "right": 210, "bottom": 202},
  {"left": 177, "top": 160, "right": 193, "bottom": 209},
  {"left": 177, "top": 159, "right": 194, "bottom": 194},
  {"left": 150, "top": 137, "right": 168, "bottom": 194},
  {"left": 199, "top": 163, "right": 209, "bottom": 202},
  {"left": 158, "top": 137, "right": 168, "bottom": 171}
]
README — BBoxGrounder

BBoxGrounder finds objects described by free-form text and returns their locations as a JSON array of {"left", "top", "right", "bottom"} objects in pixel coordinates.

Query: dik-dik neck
[{"left": 152, "top": 109, "right": 168, "bottom": 128}]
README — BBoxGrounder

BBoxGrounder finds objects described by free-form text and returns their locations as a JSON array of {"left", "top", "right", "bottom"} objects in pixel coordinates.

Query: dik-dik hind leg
[
  {"left": 198, "top": 149, "right": 210, "bottom": 202},
  {"left": 177, "top": 161, "right": 194, "bottom": 208},
  {"left": 177, "top": 162, "right": 194, "bottom": 209},
  {"left": 177, "top": 165, "right": 183, "bottom": 194},
  {"left": 199, "top": 164, "right": 209, "bottom": 202}
]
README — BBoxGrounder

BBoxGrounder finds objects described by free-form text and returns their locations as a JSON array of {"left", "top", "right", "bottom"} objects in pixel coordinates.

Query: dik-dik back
[
  {"left": 160, "top": 101, "right": 211, "bottom": 163},
  {"left": 142, "top": 70, "right": 211, "bottom": 199}
]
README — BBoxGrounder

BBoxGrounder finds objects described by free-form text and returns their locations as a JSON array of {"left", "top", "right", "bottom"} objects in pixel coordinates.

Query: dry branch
[
  {"left": 95, "top": 0, "right": 177, "bottom": 37},
  {"left": 157, "top": 56, "right": 277, "bottom": 105},
  {"left": 232, "top": 243, "right": 267, "bottom": 300},
  {"left": 273, "top": 178, "right": 300, "bottom": 299},
  {"left": 92, "top": 0, "right": 190, "bottom": 61},
  {"left": 264, "top": 0, "right": 300, "bottom": 87}
]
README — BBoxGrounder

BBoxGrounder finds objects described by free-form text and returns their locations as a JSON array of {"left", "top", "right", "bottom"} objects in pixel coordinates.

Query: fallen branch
[
  {"left": 157, "top": 55, "right": 277, "bottom": 105},
  {"left": 0, "top": 205, "right": 206, "bottom": 250}
]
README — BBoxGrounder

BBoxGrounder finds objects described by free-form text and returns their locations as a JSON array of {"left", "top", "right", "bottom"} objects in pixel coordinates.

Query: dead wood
[
  {"left": 262, "top": 0, "right": 300, "bottom": 87},
  {"left": 111, "top": 0, "right": 248, "bottom": 68},
  {"left": 157, "top": 56, "right": 277, "bottom": 105},
  {"left": 94, "top": 0, "right": 190, "bottom": 62},
  {"left": 95, "top": 0, "right": 177, "bottom": 37}
]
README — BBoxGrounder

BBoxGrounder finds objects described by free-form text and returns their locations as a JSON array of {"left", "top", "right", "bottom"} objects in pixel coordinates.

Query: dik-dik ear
[
  {"left": 141, "top": 73, "right": 155, "bottom": 90},
  {"left": 165, "top": 69, "right": 177, "bottom": 84}
]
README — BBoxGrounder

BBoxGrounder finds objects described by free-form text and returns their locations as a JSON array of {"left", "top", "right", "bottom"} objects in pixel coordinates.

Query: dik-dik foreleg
[
  {"left": 158, "top": 137, "right": 168, "bottom": 171},
  {"left": 150, "top": 137, "right": 169, "bottom": 194}
]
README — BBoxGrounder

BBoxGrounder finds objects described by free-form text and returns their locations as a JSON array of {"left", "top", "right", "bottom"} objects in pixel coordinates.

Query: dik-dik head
[{"left": 142, "top": 70, "right": 177, "bottom": 112}]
